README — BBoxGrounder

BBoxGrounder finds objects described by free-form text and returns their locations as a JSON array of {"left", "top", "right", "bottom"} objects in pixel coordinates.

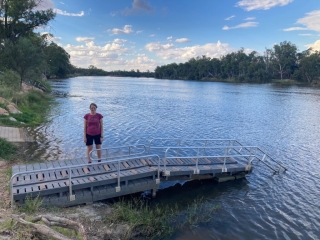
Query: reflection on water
[{"left": 26, "top": 77, "right": 320, "bottom": 239}]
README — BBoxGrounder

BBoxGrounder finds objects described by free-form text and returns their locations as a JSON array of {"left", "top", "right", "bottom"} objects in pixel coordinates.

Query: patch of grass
[
  {"left": 0, "top": 219, "right": 15, "bottom": 231},
  {"left": 181, "top": 198, "right": 221, "bottom": 228},
  {"left": 19, "top": 194, "right": 43, "bottom": 214},
  {"left": 105, "top": 198, "right": 176, "bottom": 239},
  {"left": 105, "top": 197, "right": 220, "bottom": 239},
  {"left": 0, "top": 90, "right": 53, "bottom": 126},
  {"left": 0, "top": 102, "right": 8, "bottom": 110},
  {"left": 0, "top": 116, "right": 22, "bottom": 127},
  {"left": 51, "top": 226, "right": 82, "bottom": 239},
  {"left": 0, "top": 138, "right": 18, "bottom": 160},
  {"left": 271, "top": 79, "right": 301, "bottom": 84}
]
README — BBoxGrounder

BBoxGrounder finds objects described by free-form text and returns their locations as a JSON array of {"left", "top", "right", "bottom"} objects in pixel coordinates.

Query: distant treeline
[
  {"left": 155, "top": 41, "right": 320, "bottom": 84},
  {"left": 72, "top": 65, "right": 155, "bottom": 78}
]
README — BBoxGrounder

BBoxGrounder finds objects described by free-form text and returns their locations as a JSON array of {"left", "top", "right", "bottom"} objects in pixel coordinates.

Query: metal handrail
[
  {"left": 10, "top": 154, "right": 160, "bottom": 209},
  {"left": 149, "top": 138, "right": 286, "bottom": 173},
  {"left": 232, "top": 140, "right": 287, "bottom": 172},
  {"left": 163, "top": 146, "right": 258, "bottom": 175},
  {"left": 89, "top": 144, "right": 147, "bottom": 161},
  {"left": 148, "top": 138, "right": 239, "bottom": 153}
]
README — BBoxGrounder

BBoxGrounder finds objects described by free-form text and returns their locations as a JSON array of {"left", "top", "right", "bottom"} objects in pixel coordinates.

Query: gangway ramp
[{"left": 10, "top": 138, "right": 286, "bottom": 208}]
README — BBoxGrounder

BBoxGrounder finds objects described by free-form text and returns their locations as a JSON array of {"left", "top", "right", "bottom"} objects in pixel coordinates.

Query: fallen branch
[{"left": 11, "top": 214, "right": 87, "bottom": 240}]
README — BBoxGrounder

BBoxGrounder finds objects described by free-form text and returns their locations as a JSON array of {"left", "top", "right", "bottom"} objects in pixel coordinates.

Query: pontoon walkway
[{"left": 10, "top": 138, "right": 286, "bottom": 207}]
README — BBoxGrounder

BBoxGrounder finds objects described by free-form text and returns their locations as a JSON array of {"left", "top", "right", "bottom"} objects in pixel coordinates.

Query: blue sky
[{"left": 38, "top": 0, "right": 320, "bottom": 72}]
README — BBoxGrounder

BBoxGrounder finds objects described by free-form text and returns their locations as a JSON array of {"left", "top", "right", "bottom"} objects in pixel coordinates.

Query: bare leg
[
  {"left": 87, "top": 145, "right": 93, "bottom": 163},
  {"left": 96, "top": 144, "right": 101, "bottom": 162}
]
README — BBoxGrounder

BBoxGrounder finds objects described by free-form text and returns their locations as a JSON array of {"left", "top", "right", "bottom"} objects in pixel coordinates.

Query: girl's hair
[{"left": 89, "top": 103, "right": 97, "bottom": 109}]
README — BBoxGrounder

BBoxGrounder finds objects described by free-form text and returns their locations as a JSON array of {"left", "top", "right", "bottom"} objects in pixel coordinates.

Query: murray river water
[{"left": 26, "top": 76, "right": 320, "bottom": 239}]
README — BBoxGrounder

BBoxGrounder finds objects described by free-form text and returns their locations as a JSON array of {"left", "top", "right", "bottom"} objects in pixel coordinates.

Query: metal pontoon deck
[{"left": 10, "top": 138, "right": 286, "bottom": 207}]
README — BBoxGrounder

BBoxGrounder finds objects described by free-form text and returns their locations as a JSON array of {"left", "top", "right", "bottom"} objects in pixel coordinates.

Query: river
[{"left": 26, "top": 76, "right": 320, "bottom": 239}]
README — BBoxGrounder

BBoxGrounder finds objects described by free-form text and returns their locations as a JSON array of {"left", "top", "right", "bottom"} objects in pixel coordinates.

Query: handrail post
[
  {"left": 203, "top": 140, "right": 207, "bottom": 155},
  {"left": 148, "top": 139, "right": 154, "bottom": 154},
  {"left": 176, "top": 139, "right": 181, "bottom": 157},
  {"left": 223, "top": 147, "right": 228, "bottom": 172},
  {"left": 195, "top": 148, "right": 200, "bottom": 174},
  {"left": 116, "top": 160, "right": 121, "bottom": 192},
  {"left": 10, "top": 174, "right": 15, "bottom": 209},
  {"left": 156, "top": 155, "right": 160, "bottom": 184},
  {"left": 69, "top": 167, "right": 75, "bottom": 201},
  {"left": 164, "top": 148, "right": 169, "bottom": 176}
]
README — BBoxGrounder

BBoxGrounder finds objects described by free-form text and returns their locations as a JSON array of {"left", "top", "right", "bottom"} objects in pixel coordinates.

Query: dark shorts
[{"left": 86, "top": 134, "right": 101, "bottom": 146}]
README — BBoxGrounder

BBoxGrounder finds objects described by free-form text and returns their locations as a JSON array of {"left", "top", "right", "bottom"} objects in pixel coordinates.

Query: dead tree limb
[{"left": 11, "top": 214, "right": 87, "bottom": 240}]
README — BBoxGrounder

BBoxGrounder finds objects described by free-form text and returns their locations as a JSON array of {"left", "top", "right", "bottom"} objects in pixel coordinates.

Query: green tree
[
  {"left": 2, "top": 36, "right": 45, "bottom": 87},
  {"left": 294, "top": 49, "right": 320, "bottom": 83},
  {"left": 0, "top": 0, "right": 55, "bottom": 42},
  {"left": 43, "top": 42, "right": 71, "bottom": 78},
  {"left": 268, "top": 41, "right": 298, "bottom": 80}
]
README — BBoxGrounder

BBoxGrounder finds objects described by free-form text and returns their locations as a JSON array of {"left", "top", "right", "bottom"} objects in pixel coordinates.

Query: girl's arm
[
  {"left": 100, "top": 118, "right": 104, "bottom": 138},
  {"left": 84, "top": 119, "right": 87, "bottom": 142}
]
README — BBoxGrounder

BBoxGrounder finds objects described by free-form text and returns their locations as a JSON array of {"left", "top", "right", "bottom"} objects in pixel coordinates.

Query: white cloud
[
  {"left": 244, "top": 17, "right": 255, "bottom": 20},
  {"left": 236, "top": 0, "right": 293, "bottom": 11},
  {"left": 299, "top": 34, "right": 313, "bottom": 36},
  {"left": 54, "top": 9, "right": 84, "bottom": 16},
  {"left": 136, "top": 30, "right": 143, "bottom": 34},
  {"left": 306, "top": 40, "right": 320, "bottom": 51},
  {"left": 63, "top": 39, "right": 132, "bottom": 69},
  {"left": 122, "top": 0, "right": 155, "bottom": 16},
  {"left": 109, "top": 25, "right": 134, "bottom": 35},
  {"left": 175, "top": 38, "right": 191, "bottom": 43},
  {"left": 145, "top": 41, "right": 236, "bottom": 61},
  {"left": 114, "top": 38, "right": 128, "bottom": 43},
  {"left": 150, "top": 34, "right": 155, "bottom": 37},
  {"left": 76, "top": 37, "right": 95, "bottom": 42},
  {"left": 145, "top": 43, "right": 174, "bottom": 52},
  {"left": 40, "top": 32, "right": 62, "bottom": 42},
  {"left": 225, "top": 15, "right": 235, "bottom": 20},
  {"left": 283, "top": 27, "right": 309, "bottom": 31},
  {"left": 297, "top": 10, "right": 320, "bottom": 32},
  {"left": 124, "top": 54, "right": 156, "bottom": 71},
  {"left": 223, "top": 22, "right": 258, "bottom": 30},
  {"left": 167, "top": 36, "right": 173, "bottom": 41},
  {"left": 34, "top": 0, "right": 54, "bottom": 10}
]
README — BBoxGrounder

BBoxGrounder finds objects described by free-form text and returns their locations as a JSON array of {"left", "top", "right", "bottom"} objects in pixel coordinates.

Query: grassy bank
[
  {"left": 200, "top": 77, "right": 315, "bottom": 85},
  {"left": 0, "top": 138, "right": 17, "bottom": 160},
  {"left": 104, "top": 197, "right": 220, "bottom": 239},
  {"left": 0, "top": 87, "right": 53, "bottom": 127}
]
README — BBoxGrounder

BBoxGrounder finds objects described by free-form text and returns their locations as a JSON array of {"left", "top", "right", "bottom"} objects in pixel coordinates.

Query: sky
[{"left": 37, "top": 0, "right": 320, "bottom": 72}]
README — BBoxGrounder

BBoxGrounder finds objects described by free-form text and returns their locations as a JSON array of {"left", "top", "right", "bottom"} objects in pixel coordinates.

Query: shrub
[
  {"left": 0, "top": 70, "right": 20, "bottom": 91},
  {"left": 0, "top": 137, "right": 17, "bottom": 160}
]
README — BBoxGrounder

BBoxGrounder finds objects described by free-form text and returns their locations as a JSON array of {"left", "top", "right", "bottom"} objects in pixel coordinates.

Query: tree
[
  {"left": 2, "top": 36, "right": 45, "bottom": 87},
  {"left": 294, "top": 49, "right": 320, "bottom": 83},
  {"left": 44, "top": 42, "right": 71, "bottom": 78},
  {"left": 0, "top": 0, "right": 55, "bottom": 42},
  {"left": 268, "top": 41, "right": 298, "bottom": 80}
]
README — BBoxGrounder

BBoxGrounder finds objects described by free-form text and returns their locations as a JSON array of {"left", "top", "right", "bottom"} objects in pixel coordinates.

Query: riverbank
[{"left": 199, "top": 77, "right": 320, "bottom": 86}]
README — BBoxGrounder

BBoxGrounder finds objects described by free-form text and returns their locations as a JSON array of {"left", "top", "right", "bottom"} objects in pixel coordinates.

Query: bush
[
  {"left": 0, "top": 137, "right": 17, "bottom": 160},
  {"left": 0, "top": 70, "right": 20, "bottom": 91}
]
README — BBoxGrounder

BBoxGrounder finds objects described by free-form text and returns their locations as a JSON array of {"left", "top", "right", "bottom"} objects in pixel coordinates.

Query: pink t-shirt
[{"left": 84, "top": 113, "right": 103, "bottom": 136}]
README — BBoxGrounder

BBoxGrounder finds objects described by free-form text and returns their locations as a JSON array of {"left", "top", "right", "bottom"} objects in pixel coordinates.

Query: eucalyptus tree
[
  {"left": 267, "top": 41, "right": 298, "bottom": 80},
  {"left": 0, "top": 0, "right": 55, "bottom": 42},
  {"left": 2, "top": 36, "right": 45, "bottom": 87},
  {"left": 294, "top": 49, "right": 320, "bottom": 83},
  {"left": 43, "top": 42, "right": 72, "bottom": 78}
]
